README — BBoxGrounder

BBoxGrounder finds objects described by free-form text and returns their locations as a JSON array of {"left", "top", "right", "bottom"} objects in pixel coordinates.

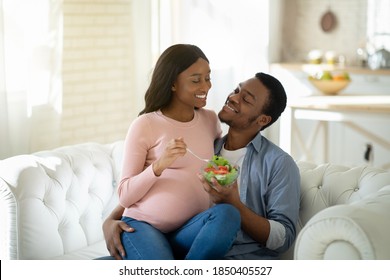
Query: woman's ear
[{"left": 171, "top": 84, "right": 176, "bottom": 91}]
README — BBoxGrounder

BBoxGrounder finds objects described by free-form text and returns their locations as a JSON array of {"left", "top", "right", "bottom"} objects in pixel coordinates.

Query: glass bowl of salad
[{"left": 201, "top": 155, "right": 239, "bottom": 187}]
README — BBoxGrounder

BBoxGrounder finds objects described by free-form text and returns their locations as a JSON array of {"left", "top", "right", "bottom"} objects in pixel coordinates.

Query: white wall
[{"left": 280, "top": 0, "right": 368, "bottom": 66}]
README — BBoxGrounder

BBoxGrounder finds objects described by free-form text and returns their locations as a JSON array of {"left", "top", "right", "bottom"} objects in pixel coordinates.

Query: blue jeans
[{"left": 120, "top": 203, "right": 240, "bottom": 260}]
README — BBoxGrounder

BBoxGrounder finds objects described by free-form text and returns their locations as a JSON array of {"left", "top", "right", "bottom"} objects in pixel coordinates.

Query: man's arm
[
  {"left": 231, "top": 196, "right": 270, "bottom": 246},
  {"left": 199, "top": 177, "right": 270, "bottom": 245},
  {"left": 102, "top": 204, "right": 134, "bottom": 259}
]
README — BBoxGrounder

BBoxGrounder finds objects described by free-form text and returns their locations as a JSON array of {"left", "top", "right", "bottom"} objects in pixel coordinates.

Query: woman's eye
[{"left": 192, "top": 77, "right": 210, "bottom": 83}]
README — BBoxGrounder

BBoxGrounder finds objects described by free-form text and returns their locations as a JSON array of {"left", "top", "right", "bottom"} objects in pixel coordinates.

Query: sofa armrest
[
  {"left": 0, "top": 178, "right": 18, "bottom": 260},
  {"left": 294, "top": 185, "right": 390, "bottom": 259}
]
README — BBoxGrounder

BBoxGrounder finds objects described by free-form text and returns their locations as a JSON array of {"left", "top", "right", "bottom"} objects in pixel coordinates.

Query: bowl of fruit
[
  {"left": 201, "top": 155, "right": 239, "bottom": 187},
  {"left": 308, "top": 70, "right": 351, "bottom": 95}
]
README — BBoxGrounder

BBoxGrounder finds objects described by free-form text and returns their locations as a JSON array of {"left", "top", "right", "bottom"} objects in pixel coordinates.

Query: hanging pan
[{"left": 320, "top": 7, "right": 337, "bottom": 32}]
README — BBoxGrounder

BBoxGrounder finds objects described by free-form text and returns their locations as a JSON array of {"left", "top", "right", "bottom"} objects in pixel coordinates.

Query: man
[{"left": 102, "top": 72, "right": 300, "bottom": 260}]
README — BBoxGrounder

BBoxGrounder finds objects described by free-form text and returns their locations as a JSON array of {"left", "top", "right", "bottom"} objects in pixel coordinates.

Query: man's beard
[{"left": 218, "top": 114, "right": 258, "bottom": 130}]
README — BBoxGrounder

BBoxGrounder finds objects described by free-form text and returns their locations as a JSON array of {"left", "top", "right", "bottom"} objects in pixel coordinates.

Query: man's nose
[{"left": 228, "top": 92, "right": 239, "bottom": 103}]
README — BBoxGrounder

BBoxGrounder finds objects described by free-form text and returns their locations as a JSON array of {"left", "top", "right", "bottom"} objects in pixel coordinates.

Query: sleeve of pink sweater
[{"left": 117, "top": 116, "right": 159, "bottom": 208}]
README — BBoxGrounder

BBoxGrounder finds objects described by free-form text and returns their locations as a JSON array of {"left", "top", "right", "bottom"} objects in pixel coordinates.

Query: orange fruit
[{"left": 333, "top": 75, "right": 345, "bottom": 80}]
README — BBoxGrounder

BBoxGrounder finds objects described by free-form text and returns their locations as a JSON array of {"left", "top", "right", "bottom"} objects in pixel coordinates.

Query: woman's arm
[
  {"left": 117, "top": 117, "right": 188, "bottom": 208},
  {"left": 117, "top": 117, "right": 158, "bottom": 207}
]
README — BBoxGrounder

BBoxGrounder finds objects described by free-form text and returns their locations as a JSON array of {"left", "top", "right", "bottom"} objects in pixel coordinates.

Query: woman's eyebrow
[{"left": 189, "top": 70, "right": 211, "bottom": 78}]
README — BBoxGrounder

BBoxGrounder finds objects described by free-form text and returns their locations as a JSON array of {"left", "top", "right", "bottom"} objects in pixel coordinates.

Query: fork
[{"left": 186, "top": 148, "right": 216, "bottom": 167}]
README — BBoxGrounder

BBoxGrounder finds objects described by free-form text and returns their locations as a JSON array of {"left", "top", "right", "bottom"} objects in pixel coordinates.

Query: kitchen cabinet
[{"left": 270, "top": 63, "right": 390, "bottom": 170}]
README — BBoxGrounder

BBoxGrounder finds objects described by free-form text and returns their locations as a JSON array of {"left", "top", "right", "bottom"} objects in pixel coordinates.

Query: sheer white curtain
[
  {"left": 156, "top": 0, "right": 271, "bottom": 133},
  {"left": 0, "top": 0, "right": 7, "bottom": 158},
  {"left": 0, "top": 0, "right": 62, "bottom": 159}
]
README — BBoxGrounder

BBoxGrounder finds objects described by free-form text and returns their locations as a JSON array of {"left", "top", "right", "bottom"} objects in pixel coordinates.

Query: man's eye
[{"left": 233, "top": 88, "right": 239, "bottom": 94}]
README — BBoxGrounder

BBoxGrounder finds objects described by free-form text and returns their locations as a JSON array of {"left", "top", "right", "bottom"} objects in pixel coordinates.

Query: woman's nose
[{"left": 200, "top": 80, "right": 211, "bottom": 92}]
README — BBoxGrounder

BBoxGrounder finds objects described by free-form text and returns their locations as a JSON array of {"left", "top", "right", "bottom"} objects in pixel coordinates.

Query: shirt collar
[{"left": 215, "top": 131, "right": 263, "bottom": 154}]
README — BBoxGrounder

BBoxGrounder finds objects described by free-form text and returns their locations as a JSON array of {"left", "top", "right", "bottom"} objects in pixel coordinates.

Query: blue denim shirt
[{"left": 215, "top": 132, "right": 300, "bottom": 259}]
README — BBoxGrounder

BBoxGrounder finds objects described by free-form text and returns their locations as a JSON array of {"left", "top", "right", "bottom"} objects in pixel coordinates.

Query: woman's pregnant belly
[{"left": 123, "top": 175, "right": 210, "bottom": 233}]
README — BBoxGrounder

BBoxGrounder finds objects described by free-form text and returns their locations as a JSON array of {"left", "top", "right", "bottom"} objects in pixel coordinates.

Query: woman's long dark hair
[{"left": 139, "top": 44, "right": 209, "bottom": 116}]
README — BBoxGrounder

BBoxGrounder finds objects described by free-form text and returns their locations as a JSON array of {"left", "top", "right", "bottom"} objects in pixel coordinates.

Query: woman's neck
[{"left": 161, "top": 106, "right": 195, "bottom": 122}]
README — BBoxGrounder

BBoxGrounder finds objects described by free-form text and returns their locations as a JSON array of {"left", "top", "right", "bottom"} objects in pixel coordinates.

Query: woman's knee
[
  {"left": 214, "top": 204, "right": 241, "bottom": 223},
  {"left": 120, "top": 218, "right": 175, "bottom": 260}
]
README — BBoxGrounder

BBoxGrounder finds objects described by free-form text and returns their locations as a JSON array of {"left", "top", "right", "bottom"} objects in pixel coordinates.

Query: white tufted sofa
[
  {"left": 1, "top": 141, "right": 390, "bottom": 260},
  {"left": 0, "top": 141, "right": 124, "bottom": 260}
]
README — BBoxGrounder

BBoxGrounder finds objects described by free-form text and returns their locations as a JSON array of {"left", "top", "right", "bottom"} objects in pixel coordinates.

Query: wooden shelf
[{"left": 271, "top": 63, "right": 390, "bottom": 76}]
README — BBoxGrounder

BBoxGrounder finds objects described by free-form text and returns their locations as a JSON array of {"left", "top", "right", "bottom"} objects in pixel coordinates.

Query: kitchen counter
[{"left": 288, "top": 95, "right": 390, "bottom": 114}]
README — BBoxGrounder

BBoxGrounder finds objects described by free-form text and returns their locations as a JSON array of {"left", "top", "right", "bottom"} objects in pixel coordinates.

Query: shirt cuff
[{"left": 266, "top": 220, "right": 286, "bottom": 250}]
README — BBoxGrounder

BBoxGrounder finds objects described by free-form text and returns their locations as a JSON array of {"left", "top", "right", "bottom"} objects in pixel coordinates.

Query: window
[{"left": 367, "top": 0, "right": 390, "bottom": 51}]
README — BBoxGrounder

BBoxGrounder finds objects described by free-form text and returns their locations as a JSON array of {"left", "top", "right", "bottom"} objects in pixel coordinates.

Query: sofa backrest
[
  {"left": 297, "top": 161, "right": 390, "bottom": 230},
  {"left": 0, "top": 141, "right": 124, "bottom": 260}
]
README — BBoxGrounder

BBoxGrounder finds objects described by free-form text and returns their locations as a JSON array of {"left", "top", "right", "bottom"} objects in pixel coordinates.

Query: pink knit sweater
[{"left": 118, "top": 109, "right": 221, "bottom": 232}]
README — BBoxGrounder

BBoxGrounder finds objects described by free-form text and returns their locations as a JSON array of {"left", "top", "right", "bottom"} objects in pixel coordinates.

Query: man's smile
[{"left": 224, "top": 101, "right": 238, "bottom": 113}]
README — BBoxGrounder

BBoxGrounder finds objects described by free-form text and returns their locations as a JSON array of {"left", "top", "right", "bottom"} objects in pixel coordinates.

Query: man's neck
[{"left": 225, "top": 128, "right": 258, "bottom": 150}]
